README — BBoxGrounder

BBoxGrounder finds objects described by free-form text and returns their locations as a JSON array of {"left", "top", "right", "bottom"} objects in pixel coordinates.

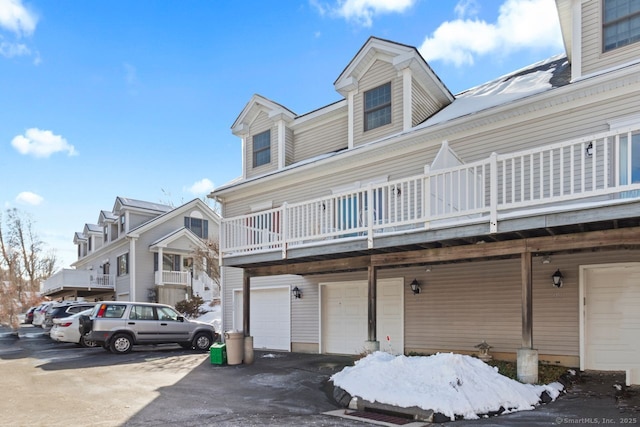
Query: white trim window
[
  {"left": 117, "top": 253, "right": 129, "bottom": 276},
  {"left": 253, "top": 130, "right": 271, "bottom": 167},
  {"left": 603, "top": 0, "right": 640, "bottom": 52},
  {"left": 364, "top": 82, "right": 391, "bottom": 131}
]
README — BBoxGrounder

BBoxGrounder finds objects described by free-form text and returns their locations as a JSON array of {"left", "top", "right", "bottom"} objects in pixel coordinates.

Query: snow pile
[{"left": 331, "top": 352, "right": 563, "bottom": 421}]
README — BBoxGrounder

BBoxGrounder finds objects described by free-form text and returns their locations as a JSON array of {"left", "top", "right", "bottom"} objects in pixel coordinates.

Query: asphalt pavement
[{"left": 1, "top": 324, "right": 638, "bottom": 426}]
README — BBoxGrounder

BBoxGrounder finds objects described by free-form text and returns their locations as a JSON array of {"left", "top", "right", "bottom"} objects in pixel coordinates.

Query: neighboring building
[
  {"left": 211, "top": 0, "right": 640, "bottom": 385},
  {"left": 42, "top": 197, "right": 220, "bottom": 307}
]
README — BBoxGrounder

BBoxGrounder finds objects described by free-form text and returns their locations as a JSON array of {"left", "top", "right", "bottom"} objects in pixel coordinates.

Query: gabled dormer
[
  {"left": 82, "top": 223, "right": 103, "bottom": 253},
  {"left": 557, "top": 0, "right": 640, "bottom": 81},
  {"left": 112, "top": 197, "right": 172, "bottom": 234},
  {"left": 98, "top": 209, "right": 118, "bottom": 244},
  {"left": 334, "top": 37, "right": 453, "bottom": 149},
  {"left": 232, "top": 94, "right": 296, "bottom": 180},
  {"left": 73, "top": 232, "right": 88, "bottom": 259}
]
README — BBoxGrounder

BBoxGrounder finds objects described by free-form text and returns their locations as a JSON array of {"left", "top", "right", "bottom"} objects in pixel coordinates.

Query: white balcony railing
[
  {"left": 221, "top": 125, "right": 640, "bottom": 258},
  {"left": 41, "top": 269, "right": 115, "bottom": 295},
  {"left": 155, "top": 270, "right": 190, "bottom": 286}
]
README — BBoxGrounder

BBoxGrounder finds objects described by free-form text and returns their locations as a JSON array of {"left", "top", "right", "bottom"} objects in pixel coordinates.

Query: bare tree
[
  {"left": 0, "top": 209, "right": 57, "bottom": 329},
  {"left": 191, "top": 238, "right": 220, "bottom": 298}
]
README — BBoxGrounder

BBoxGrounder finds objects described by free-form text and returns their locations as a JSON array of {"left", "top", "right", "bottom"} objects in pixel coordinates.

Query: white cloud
[
  {"left": 0, "top": 38, "right": 30, "bottom": 57},
  {"left": 16, "top": 191, "right": 43, "bottom": 206},
  {"left": 419, "top": 0, "right": 563, "bottom": 67},
  {"left": 186, "top": 178, "right": 215, "bottom": 195},
  {"left": 11, "top": 128, "right": 78, "bottom": 158},
  {"left": 0, "top": 0, "right": 38, "bottom": 36},
  {"left": 311, "top": 0, "right": 417, "bottom": 27}
]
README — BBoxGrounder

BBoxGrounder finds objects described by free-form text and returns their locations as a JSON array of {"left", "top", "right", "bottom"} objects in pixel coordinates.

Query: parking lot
[
  {"left": 1, "top": 325, "right": 639, "bottom": 427},
  {"left": 0, "top": 326, "right": 364, "bottom": 427}
]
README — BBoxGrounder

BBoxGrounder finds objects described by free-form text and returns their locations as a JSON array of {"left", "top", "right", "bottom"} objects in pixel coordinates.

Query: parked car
[
  {"left": 79, "top": 302, "right": 218, "bottom": 354},
  {"left": 50, "top": 309, "right": 98, "bottom": 347},
  {"left": 44, "top": 302, "right": 96, "bottom": 329},
  {"left": 32, "top": 302, "right": 56, "bottom": 327},
  {"left": 23, "top": 307, "right": 36, "bottom": 324}
]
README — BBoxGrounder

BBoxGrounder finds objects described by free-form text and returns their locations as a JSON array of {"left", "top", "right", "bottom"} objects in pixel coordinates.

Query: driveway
[{"left": 1, "top": 325, "right": 638, "bottom": 426}]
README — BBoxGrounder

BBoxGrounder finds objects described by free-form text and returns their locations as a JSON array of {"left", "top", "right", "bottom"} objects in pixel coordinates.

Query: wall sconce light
[
  {"left": 586, "top": 142, "right": 594, "bottom": 157},
  {"left": 552, "top": 269, "right": 564, "bottom": 288},
  {"left": 292, "top": 286, "right": 302, "bottom": 299},
  {"left": 409, "top": 279, "right": 421, "bottom": 294}
]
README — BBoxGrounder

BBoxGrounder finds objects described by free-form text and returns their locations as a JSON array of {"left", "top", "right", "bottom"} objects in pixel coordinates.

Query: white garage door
[
  {"left": 234, "top": 287, "right": 290, "bottom": 351},
  {"left": 321, "top": 278, "right": 403, "bottom": 355},
  {"left": 583, "top": 264, "right": 640, "bottom": 385}
]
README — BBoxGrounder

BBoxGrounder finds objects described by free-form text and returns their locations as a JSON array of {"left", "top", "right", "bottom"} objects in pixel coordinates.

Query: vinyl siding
[
  {"left": 353, "top": 60, "right": 404, "bottom": 147},
  {"left": 293, "top": 115, "right": 348, "bottom": 163},
  {"left": 246, "top": 112, "right": 278, "bottom": 179},
  {"left": 285, "top": 127, "right": 294, "bottom": 166},
  {"left": 412, "top": 77, "right": 442, "bottom": 126},
  {"left": 582, "top": 0, "right": 640, "bottom": 76},
  {"left": 129, "top": 212, "right": 157, "bottom": 230}
]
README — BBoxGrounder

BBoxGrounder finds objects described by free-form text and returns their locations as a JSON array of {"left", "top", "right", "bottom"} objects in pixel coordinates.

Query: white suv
[{"left": 80, "top": 302, "right": 218, "bottom": 354}]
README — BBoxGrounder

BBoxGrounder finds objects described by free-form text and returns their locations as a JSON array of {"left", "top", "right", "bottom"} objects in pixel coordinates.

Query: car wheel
[
  {"left": 192, "top": 332, "right": 212, "bottom": 352},
  {"left": 110, "top": 333, "right": 133, "bottom": 354},
  {"left": 80, "top": 336, "right": 98, "bottom": 348}
]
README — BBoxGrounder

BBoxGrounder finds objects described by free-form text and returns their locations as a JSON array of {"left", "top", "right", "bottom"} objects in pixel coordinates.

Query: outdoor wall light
[
  {"left": 409, "top": 279, "right": 421, "bottom": 294},
  {"left": 292, "top": 286, "right": 302, "bottom": 299},
  {"left": 552, "top": 269, "right": 564, "bottom": 288},
  {"left": 586, "top": 142, "right": 594, "bottom": 157}
]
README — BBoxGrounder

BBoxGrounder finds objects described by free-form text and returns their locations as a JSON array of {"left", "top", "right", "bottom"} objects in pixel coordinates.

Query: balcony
[
  {"left": 42, "top": 269, "right": 114, "bottom": 297},
  {"left": 220, "top": 126, "right": 640, "bottom": 261},
  {"left": 155, "top": 270, "right": 190, "bottom": 286}
]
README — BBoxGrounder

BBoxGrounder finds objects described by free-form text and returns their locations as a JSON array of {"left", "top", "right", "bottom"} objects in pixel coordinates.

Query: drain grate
[{"left": 345, "top": 410, "right": 413, "bottom": 425}]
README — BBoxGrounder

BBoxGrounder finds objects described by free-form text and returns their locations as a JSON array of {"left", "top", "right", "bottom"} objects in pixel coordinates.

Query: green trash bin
[{"left": 210, "top": 343, "right": 227, "bottom": 365}]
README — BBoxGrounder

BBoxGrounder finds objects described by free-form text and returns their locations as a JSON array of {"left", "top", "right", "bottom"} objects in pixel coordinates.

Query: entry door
[{"left": 583, "top": 264, "right": 640, "bottom": 384}]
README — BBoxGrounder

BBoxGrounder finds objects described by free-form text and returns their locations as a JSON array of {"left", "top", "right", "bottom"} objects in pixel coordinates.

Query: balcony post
[
  {"left": 365, "top": 265, "right": 380, "bottom": 352},
  {"left": 158, "top": 247, "right": 164, "bottom": 286},
  {"left": 489, "top": 152, "right": 498, "bottom": 233},
  {"left": 281, "top": 203, "right": 288, "bottom": 259},
  {"left": 367, "top": 185, "right": 374, "bottom": 248},
  {"left": 243, "top": 270, "right": 250, "bottom": 336}
]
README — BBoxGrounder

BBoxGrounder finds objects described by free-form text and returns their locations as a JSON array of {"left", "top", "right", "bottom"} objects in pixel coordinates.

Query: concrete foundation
[
  {"left": 517, "top": 348, "right": 539, "bottom": 384},
  {"left": 244, "top": 336, "right": 254, "bottom": 365},
  {"left": 363, "top": 340, "right": 380, "bottom": 353}
]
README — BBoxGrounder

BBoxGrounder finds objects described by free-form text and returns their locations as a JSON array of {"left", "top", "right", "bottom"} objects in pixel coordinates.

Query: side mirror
[{"left": 177, "top": 316, "right": 184, "bottom": 322}]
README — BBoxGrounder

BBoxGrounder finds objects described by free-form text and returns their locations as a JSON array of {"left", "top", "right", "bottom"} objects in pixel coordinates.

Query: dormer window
[
  {"left": 603, "top": 0, "right": 640, "bottom": 52},
  {"left": 253, "top": 130, "right": 271, "bottom": 167},
  {"left": 120, "top": 215, "right": 125, "bottom": 233},
  {"left": 364, "top": 82, "right": 391, "bottom": 131}
]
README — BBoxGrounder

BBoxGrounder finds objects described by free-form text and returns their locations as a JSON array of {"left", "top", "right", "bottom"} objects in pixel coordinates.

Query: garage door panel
[
  {"left": 584, "top": 264, "right": 640, "bottom": 385},
  {"left": 235, "top": 288, "right": 290, "bottom": 351}
]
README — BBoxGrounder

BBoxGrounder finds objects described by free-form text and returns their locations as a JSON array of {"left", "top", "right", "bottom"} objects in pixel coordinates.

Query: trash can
[
  {"left": 210, "top": 343, "right": 227, "bottom": 365},
  {"left": 224, "top": 331, "right": 244, "bottom": 365}
]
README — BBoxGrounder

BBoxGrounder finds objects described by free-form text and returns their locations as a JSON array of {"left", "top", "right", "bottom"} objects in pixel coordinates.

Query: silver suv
[{"left": 79, "top": 302, "right": 218, "bottom": 354}]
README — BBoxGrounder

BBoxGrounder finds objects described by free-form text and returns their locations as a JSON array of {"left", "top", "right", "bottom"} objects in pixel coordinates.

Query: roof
[{"left": 113, "top": 197, "right": 172, "bottom": 214}]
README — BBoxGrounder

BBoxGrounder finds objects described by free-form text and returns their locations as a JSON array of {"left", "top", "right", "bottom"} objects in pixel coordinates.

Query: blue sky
[{"left": 0, "top": 0, "right": 564, "bottom": 269}]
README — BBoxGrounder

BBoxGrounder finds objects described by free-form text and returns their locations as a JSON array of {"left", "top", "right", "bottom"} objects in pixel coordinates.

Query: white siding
[
  {"left": 246, "top": 112, "right": 278, "bottom": 179},
  {"left": 293, "top": 115, "right": 348, "bottom": 162}
]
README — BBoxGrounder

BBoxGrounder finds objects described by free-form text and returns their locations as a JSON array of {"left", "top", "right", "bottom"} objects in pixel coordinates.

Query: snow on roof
[
  {"left": 419, "top": 55, "right": 570, "bottom": 128},
  {"left": 117, "top": 197, "right": 172, "bottom": 213},
  {"left": 331, "top": 352, "right": 564, "bottom": 421}
]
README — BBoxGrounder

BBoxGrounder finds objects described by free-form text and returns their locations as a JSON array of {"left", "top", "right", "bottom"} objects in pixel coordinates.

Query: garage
[
  {"left": 233, "top": 287, "right": 291, "bottom": 351},
  {"left": 321, "top": 278, "right": 403, "bottom": 355},
  {"left": 581, "top": 263, "right": 640, "bottom": 385}
]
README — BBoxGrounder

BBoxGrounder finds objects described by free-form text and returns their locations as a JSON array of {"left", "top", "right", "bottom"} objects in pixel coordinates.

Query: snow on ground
[{"left": 331, "top": 352, "right": 564, "bottom": 421}]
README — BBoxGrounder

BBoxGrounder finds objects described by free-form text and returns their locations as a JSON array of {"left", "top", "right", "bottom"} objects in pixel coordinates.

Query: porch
[{"left": 220, "top": 125, "right": 640, "bottom": 266}]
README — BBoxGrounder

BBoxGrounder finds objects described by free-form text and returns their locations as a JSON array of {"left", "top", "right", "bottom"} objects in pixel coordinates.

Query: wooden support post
[
  {"left": 243, "top": 270, "right": 250, "bottom": 337},
  {"left": 368, "top": 265, "right": 377, "bottom": 342},
  {"left": 521, "top": 251, "right": 533, "bottom": 348}
]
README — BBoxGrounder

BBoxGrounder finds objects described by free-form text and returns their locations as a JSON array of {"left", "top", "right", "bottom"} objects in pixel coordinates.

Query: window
[
  {"left": 117, "top": 253, "right": 129, "bottom": 276},
  {"left": 253, "top": 130, "right": 271, "bottom": 167},
  {"left": 103, "top": 226, "right": 108, "bottom": 243},
  {"left": 364, "top": 82, "right": 392, "bottom": 131},
  {"left": 184, "top": 217, "right": 208, "bottom": 238},
  {"left": 130, "top": 305, "right": 156, "bottom": 321},
  {"left": 120, "top": 215, "right": 126, "bottom": 233},
  {"left": 603, "top": 0, "right": 640, "bottom": 51},
  {"left": 154, "top": 253, "right": 181, "bottom": 272}
]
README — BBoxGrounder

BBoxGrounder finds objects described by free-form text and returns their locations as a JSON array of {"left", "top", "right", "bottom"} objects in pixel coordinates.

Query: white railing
[
  {"left": 155, "top": 270, "right": 190, "bottom": 286},
  {"left": 41, "top": 269, "right": 115, "bottom": 295},
  {"left": 221, "top": 126, "right": 640, "bottom": 257}
]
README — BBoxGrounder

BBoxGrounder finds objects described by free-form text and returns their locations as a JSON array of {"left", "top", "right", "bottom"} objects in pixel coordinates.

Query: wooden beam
[
  {"left": 243, "top": 271, "right": 250, "bottom": 337},
  {"left": 521, "top": 252, "right": 533, "bottom": 349},
  {"left": 368, "top": 265, "right": 377, "bottom": 342},
  {"left": 246, "top": 255, "right": 372, "bottom": 277},
  {"left": 372, "top": 226, "right": 640, "bottom": 267}
]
